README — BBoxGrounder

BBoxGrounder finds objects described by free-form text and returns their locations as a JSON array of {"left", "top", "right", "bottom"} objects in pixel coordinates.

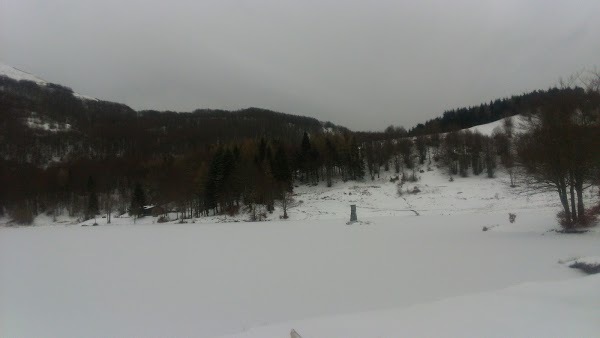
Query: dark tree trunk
[
  {"left": 558, "top": 179, "right": 572, "bottom": 227},
  {"left": 576, "top": 180, "right": 585, "bottom": 222},
  {"left": 569, "top": 177, "right": 577, "bottom": 223}
]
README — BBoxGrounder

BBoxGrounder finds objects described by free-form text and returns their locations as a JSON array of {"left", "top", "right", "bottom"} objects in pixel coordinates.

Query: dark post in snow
[{"left": 350, "top": 204, "right": 357, "bottom": 222}]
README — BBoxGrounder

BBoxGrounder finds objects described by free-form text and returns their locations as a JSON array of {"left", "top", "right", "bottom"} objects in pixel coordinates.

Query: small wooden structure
[
  {"left": 350, "top": 204, "right": 357, "bottom": 222},
  {"left": 142, "top": 205, "right": 166, "bottom": 217}
]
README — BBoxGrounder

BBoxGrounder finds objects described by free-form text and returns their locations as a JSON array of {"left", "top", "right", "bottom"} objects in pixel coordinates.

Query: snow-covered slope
[
  {"left": 0, "top": 62, "right": 47, "bottom": 84},
  {"left": 152, "top": 164, "right": 563, "bottom": 225},
  {"left": 0, "top": 62, "right": 97, "bottom": 101},
  {"left": 464, "top": 114, "right": 529, "bottom": 136}
]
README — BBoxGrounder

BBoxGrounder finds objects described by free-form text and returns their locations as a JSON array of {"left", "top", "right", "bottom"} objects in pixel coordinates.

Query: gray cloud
[{"left": 2, "top": 0, "right": 599, "bottom": 130}]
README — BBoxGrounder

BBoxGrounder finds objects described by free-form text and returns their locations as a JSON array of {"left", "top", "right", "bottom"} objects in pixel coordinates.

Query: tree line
[
  {"left": 407, "top": 87, "right": 586, "bottom": 136},
  {"left": 0, "top": 123, "right": 528, "bottom": 224},
  {"left": 0, "top": 129, "right": 368, "bottom": 222}
]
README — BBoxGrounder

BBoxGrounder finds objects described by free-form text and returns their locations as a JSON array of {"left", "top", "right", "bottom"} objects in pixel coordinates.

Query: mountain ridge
[{"left": 2, "top": 61, "right": 575, "bottom": 137}]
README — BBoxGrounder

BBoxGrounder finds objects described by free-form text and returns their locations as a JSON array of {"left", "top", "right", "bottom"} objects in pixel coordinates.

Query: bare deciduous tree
[{"left": 516, "top": 86, "right": 600, "bottom": 227}]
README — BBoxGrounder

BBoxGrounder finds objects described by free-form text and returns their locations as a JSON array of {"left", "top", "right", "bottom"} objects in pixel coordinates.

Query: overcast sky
[{"left": 1, "top": 0, "right": 599, "bottom": 130}]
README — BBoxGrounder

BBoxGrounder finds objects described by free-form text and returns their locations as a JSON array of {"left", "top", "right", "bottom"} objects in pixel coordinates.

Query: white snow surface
[
  {"left": 1, "top": 167, "right": 600, "bottom": 338},
  {"left": 464, "top": 114, "right": 529, "bottom": 136},
  {"left": 0, "top": 62, "right": 97, "bottom": 101},
  {"left": 221, "top": 274, "right": 600, "bottom": 338},
  {"left": 25, "top": 116, "right": 72, "bottom": 132}
]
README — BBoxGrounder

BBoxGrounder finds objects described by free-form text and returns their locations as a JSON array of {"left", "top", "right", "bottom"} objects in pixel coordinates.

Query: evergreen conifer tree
[
  {"left": 86, "top": 176, "right": 98, "bottom": 220},
  {"left": 130, "top": 183, "right": 146, "bottom": 218}
]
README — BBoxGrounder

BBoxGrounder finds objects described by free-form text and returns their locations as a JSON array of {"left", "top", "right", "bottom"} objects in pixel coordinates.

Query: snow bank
[
  {"left": 572, "top": 256, "right": 600, "bottom": 266},
  {"left": 569, "top": 256, "right": 600, "bottom": 274}
]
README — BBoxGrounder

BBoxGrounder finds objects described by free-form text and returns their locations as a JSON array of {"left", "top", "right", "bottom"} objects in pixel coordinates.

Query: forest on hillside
[
  {"left": 1, "top": 74, "right": 599, "bottom": 228},
  {"left": 407, "top": 87, "right": 590, "bottom": 136}
]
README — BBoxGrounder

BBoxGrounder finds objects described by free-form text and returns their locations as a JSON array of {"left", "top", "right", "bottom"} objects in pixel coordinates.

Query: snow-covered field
[
  {"left": 1, "top": 167, "right": 599, "bottom": 337},
  {"left": 222, "top": 273, "right": 600, "bottom": 338}
]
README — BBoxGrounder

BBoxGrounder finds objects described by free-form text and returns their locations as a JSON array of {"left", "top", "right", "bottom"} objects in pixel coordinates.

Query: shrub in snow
[
  {"left": 570, "top": 262, "right": 600, "bottom": 274},
  {"left": 556, "top": 210, "right": 570, "bottom": 228},
  {"left": 584, "top": 202, "right": 600, "bottom": 223},
  {"left": 396, "top": 182, "right": 404, "bottom": 196},
  {"left": 578, "top": 210, "right": 599, "bottom": 227},
  {"left": 509, "top": 213, "right": 516, "bottom": 223},
  {"left": 557, "top": 204, "right": 599, "bottom": 229},
  {"left": 411, "top": 186, "right": 421, "bottom": 194},
  {"left": 157, "top": 215, "right": 169, "bottom": 223},
  {"left": 407, "top": 172, "right": 419, "bottom": 182}
]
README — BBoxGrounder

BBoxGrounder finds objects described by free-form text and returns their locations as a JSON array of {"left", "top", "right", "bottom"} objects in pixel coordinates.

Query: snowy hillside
[
  {"left": 0, "top": 62, "right": 47, "bottom": 84},
  {"left": 0, "top": 62, "right": 97, "bottom": 101},
  {"left": 55, "top": 165, "right": 565, "bottom": 226},
  {"left": 2, "top": 165, "right": 599, "bottom": 338},
  {"left": 464, "top": 114, "right": 529, "bottom": 136}
]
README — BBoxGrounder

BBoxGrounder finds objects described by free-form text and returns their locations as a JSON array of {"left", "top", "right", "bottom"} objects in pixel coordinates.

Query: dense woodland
[
  {"left": 1, "top": 74, "right": 599, "bottom": 227},
  {"left": 407, "top": 88, "right": 586, "bottom": 136}
]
